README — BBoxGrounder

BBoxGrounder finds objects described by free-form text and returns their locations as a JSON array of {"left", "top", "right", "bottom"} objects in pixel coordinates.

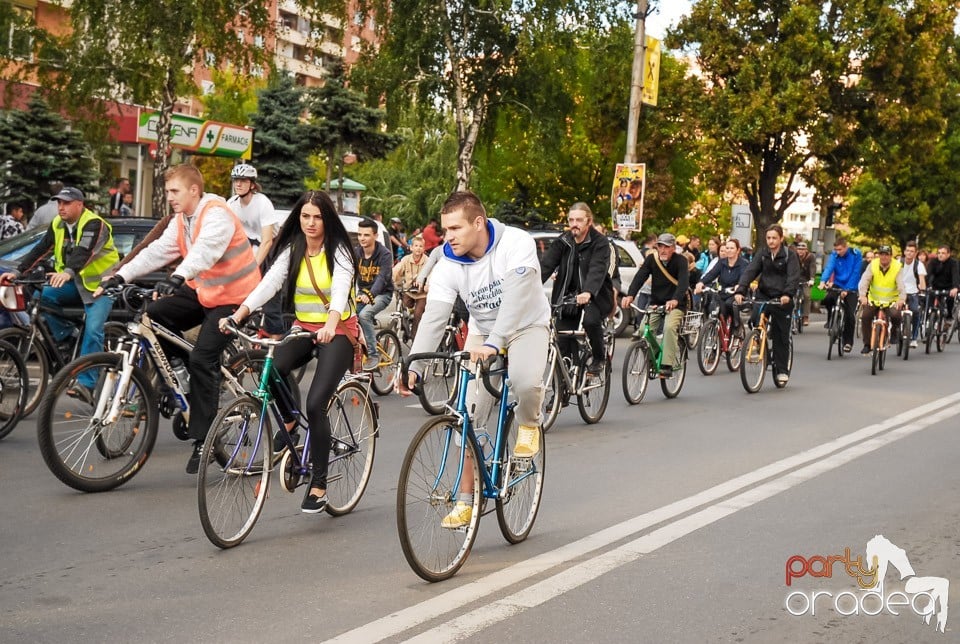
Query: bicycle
[
  {"left": 417, "top": 308, "right": 468, "bottom": 416},
  {"left": 944, "top": 294, "right": 960, "bottom": 345},
  {"left": 0, "top": 337, "right": 28, "bottom": 440},
  {"left": 0, "top": 275, "right": 128, "bottom": 417},
  {"left": 697, "top": 287, "right": 745, "bottom": 376},
  {"left": 198, "top": 323, "right": 379, "bottom": 549},
  {"left": 791, "top": 284, "right": 805, "bottom": 335},
  {"left": 541, "top": 299, "right": 614, "bottom": 430},
  {"left": 923, "top": 289, "right": 952, "bottom": 354},
  {"left": 824, "top": 287, "right": 851, "bottom": 360},
  {"left": 897, "top": 306, "right": 913, "bottom": 361},
  {"left": 867, "top": 305, "right": 895, "bottom": 376},
  {"left": 35, "top": 284, "right": 281, "bottom": 493},
  {"left": 369, "top": 326, "right": 401, "bottom": 396},
  {"left": 621, "top": 304, "right": 694, "bottom": 404},
  {"left": 738, "top": 298, "right": 794, "bottom": 394},
  {"left": 397, "top": 351, "right": 545, "bottom": 582},
  {"left": 385, "top": 287, "right": 421, "bottom": 346}
]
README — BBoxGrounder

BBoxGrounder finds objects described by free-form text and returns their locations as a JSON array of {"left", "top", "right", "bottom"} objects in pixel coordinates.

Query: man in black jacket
[
  {"left": 734, "top": 224, "right": 801, "bottom": 386},
  {"left": 622, "top": 232, "right": 689, "bottom": 378},
  {"left": 540, "top": 203, "right": 614, "bottom": 375},
  {"left": 925, "top": 245, "right": 959, "bottom": 323}
]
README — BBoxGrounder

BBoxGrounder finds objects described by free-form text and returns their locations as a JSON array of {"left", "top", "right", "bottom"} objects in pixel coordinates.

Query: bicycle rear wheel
[
  {"left": 740, "top": 329, "right": 766, "bottom": 393},
  {"left": 925, "top": 311, "right": 937, "bottom": 354},
  {"left": 397, "top": 416, "right": 482, "bottom": 582},
  {"left": 36, "top": 352, "right": 158, "bottom": 492},
  {"left": 371, "top": 329, "right": 401, "bottom": 396},
  {"left": 325, "top": 381, "right": 378, "bottom": 516},
  {"left": 540, "top": 359, "right": 562, "bottom": 433},
  {"left": 0, "top": 327, "right": 49, "bottom": 418},
  {"left": 621, "top": 341, "right": 649, "bottom": 405},
  {"left": 577, "top": 358, "right": 610, "bottom": 424},
  {"left": 496, "top": 413, "right": 544, "bottom": 544},
  {"left": 197, "top": 396, "right": 271, "bottom": 548},
  {"left": 660, "top": 340, "right": 688, "bottom": 399},
  {"left": 901, "top": 314, "right": 912, "bottom": 361},
  {"left": 726, "top": 325, "right": 745, "bottom": 371},
  {"left": 697, "top": 319, "right": 720, "bottom": 376},
  {"left": 0, "top": 339, "right": 27, "bottom": 440}
]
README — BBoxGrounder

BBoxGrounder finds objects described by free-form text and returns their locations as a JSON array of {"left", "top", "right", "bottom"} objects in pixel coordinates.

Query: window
[
  {"left": 616, "top": 245, "right": 637, "bottom": 268},
  {"left": 254, "top": 34, "right": 264, "bottom": 49},
  {"left": 204, "top": 51, "right": 216, "bottom": 67},
  {"left": 354, "top": 11, "right": 364, "bottom": 26},
  {"left": 3, "top": 4, "right": 34, "bottom": 60},
  {"left": 250, "top": 63, "right": 264, "bottom": 78}
]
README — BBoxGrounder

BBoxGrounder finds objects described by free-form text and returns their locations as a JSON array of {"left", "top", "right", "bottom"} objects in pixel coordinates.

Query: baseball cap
[
  {"left": 675, "top": 234, "right": 690, "bottom": 245},
  {"left": 656, "top": 233, "right": 676, "bottom": 247},
  {"left": 878, "top": 244, "right": 892, "bottom": 254},
  {"left": 53, "top": 187, "right": 84, "bottom": 202},
  {"left": 390, "top": 217, "right": 402, "bottom": 223}
]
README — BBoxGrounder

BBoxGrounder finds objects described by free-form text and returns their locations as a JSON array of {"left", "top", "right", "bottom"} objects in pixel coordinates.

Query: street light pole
[{"left": 624, "top": 0, "right": 649, "bottom": 164}]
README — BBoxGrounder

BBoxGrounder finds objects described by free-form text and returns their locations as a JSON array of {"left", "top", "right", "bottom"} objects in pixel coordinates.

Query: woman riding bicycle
[
  {"left": 694, "top": 238, "right": 748, "bottom": 330},
  {"left": 220, "top": 190, "right": 360, "bottom": 514}
]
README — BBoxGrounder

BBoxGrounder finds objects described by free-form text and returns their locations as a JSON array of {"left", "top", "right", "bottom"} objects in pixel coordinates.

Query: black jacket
[
  {"left": 926, "top": 257, "right": 959, "bottom": 291},
  {"left": 628, "top": 251, "right": 689, "bottom": 307},
  {"left": 540, "top": 228, "right": 614, "bottom": 309},
  {"left": 736, "top": 244, "right": 801, "bottom": 299}
]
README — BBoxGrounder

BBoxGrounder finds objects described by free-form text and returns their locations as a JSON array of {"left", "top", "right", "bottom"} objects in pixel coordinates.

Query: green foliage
[
  {"left": 0, "top": 94, "right": 97, "bottom": 210},
  {"left": 250, "top": 74, "right": 314, "bottom": 208}
]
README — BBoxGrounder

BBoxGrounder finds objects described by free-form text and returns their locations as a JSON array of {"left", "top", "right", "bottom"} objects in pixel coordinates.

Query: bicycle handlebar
[
  {"left": 403, "top": 350, "right": 505, "bottom": 400},
  {"left": 221, "top": 318, "right": 315, "bottom": 347}
]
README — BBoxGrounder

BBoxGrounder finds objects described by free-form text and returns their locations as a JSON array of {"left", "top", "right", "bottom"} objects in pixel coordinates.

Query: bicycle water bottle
[{"left": 170, "top": 357, "right": 190, "bottom": 394}]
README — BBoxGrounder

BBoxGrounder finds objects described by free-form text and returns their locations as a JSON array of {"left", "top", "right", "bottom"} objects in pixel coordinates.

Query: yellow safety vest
[
  {"left": 293, "top": 252, "right": 353, "bottom": 323},
  {"left": 868, "top": 258, "right": 902, "bottom": 306},
  {"left": 51, "top": 209, "right": 120, "bottom": 292}
]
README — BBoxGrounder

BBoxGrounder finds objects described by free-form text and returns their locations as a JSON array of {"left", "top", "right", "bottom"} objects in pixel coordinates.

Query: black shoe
[
  {"left": 860, "top": 346, "right": 871, "bottom": 355},
  {"left": 586, "top": 359, "right": 604, "bottom": 377},
  {"left": 185, "top": 440, "right": 203, "bottom": 474},
  {"left": 273, "top": 428, "right": 300, "bottom": 453},
  {"left": 66, "top": 384, "right": 94, "bottom": 405},
  {"left": 660, "top": 365, "right": 673, "bottom": 379},
  {"left": 301, "top": 491, "right": 328, "bottom": 514}
]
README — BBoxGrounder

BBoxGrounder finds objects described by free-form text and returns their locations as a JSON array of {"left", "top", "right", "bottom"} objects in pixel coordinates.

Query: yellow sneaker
[
  {"left": 513, "top": 424, "right": 540, "bottom": 458},
  {"left": 441, "top": 501, "right": 473, "bottom": 529}
]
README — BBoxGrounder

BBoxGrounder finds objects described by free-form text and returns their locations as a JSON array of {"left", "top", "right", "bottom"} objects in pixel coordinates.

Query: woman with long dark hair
[{"left": 220, "top": 191, "right": 359, "bottom": 513}]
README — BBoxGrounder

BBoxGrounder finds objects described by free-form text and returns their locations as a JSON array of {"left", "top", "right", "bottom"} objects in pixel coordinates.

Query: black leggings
[{"left": 271, "top": 334, "right": 353, "bottom": 489}]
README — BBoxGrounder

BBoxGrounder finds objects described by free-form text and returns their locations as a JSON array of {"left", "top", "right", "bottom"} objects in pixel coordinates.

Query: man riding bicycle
[
  {"left": 540, "top": 203, "right": 614, "bottom": 376},
  {"left": 858, "top": 244, "right": 905, "bottom": 354},
  {"left": 734, "top": 225, "right": 800, "bottom": 386},
  {"left": 622, "top": 233, "right": 689, "bottom": 379},
  {"left": 401, "top": 191, "right": 550, "bottom": 528},
  {"left": 819, "top": 236, "right": 862, "bottom": 353},
  {"left": 925, "top": 245, "right": 960, "bottom": 326}
]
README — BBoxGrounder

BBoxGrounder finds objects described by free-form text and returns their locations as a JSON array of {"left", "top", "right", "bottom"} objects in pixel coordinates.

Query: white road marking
[{"left": 327, "top": 391, "right": 960, "bottom": 644}]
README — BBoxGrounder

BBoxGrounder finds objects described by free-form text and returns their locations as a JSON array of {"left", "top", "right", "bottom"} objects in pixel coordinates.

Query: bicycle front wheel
[
  {"left": 371, "top": 329, "right": 401, "bottom": 396},
  {"left": 540, "top": 359, "right": 562, "bottom": 433},
  {"left": 577, "top": 358, "right": 610, "bottom": 424},
  {"left": 697, "top": 319, "right": 720, "bottom": 376},
  {"left": 198, "top": 396, "right": 271, "bottom": 549},
  {"left": 660, "top": 340, "right": 688, "bottom": 399},
  {"left": 396, "top": 416, "right": 482, "bottom": 582},
  {"left": 621, "top": 341, "right": 649, "bottom": 405},
  {"left": 726, "top": 325, "right": 745, "bottom": 371},
  {"left": 0, "top": 339, "right": 27, "bottom": 440},
  {"left": 925, "top": 311, "right": 937, "bottom": 354},
  {"left": 496, "top": 413, "right": 545, "bottom": 544},
  {"left": 740, "top": 329, "right": 766, "bottom": 394},
  {"left": 37, "top": 352, "right": 158, "bottom": 492},
  {"left": 325, "top": 381, "right": 378, "bottom": 516},
  {"left": 0, "top": 327, "right": 49, "bottom": 418}
]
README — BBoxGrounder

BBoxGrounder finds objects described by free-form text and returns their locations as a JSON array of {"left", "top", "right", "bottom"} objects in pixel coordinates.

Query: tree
[
  {"left": 0, "top": 94, "right": 97, "bottom": 209},
  {"left": 249, "top": 74, "right": 315, "bottom": 208},
  {"left": 35, "top": 1, "right": 295, "bottom": 214},
  {"left": 306, "top": 62, "right": 399, "bottom": 211},
  {"left": 671, "top": 1, "right": 863, "bottom": 232}
]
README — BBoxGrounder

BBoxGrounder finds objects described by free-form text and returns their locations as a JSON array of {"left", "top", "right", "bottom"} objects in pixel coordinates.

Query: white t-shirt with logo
[
  {"left": 902, "top": 258, "right": 927, "bottom": 295},
  {"left": 227, "top": 192, "right": 281, "bottom": 244},
  {"left": 428, "top": 225, "right": 550, "bottom": 336}
]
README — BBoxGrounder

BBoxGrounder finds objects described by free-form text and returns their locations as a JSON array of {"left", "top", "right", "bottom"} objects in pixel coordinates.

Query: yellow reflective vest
[
  {"left": 51, "top": 209, "right": 119, "bottom": 292},
  {"left": 868, "top": 258, "right": 902, "bottom": 306}
]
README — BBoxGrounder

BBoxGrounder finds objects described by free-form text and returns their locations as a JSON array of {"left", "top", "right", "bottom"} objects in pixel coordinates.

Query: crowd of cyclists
[{"left": 4, "top": 162, "right": 959, "bottom": 537}]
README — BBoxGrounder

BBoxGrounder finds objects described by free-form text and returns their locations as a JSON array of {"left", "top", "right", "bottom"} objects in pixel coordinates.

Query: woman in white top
[{"left": 220, "top": 191, "right": 359, "bottom": 514}]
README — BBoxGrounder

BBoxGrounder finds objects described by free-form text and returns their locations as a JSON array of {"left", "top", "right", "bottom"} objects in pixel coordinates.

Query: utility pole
[{"left": 624, "top": 0, "right": 649, "bottom": 164}]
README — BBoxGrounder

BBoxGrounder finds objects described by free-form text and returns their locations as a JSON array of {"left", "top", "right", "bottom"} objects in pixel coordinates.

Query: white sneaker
[
  {"left": 513, "top": 425, "right": 540, "bottom": 458},
  {"left": 909, "top": 340, "right": 918, "bottom": 348}
]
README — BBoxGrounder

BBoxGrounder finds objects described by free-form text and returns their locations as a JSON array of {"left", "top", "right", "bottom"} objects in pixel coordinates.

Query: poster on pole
[
  {"left": 730, "top": 204, "right": 753, "bottom": 248},
  {"left": 611, "top": 163, "right": 646, "bottom": 232}
]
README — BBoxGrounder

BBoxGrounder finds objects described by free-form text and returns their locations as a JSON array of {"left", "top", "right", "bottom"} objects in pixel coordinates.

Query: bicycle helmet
[{"left": 230, "top": 163, "right": 258, "bottom": 180}]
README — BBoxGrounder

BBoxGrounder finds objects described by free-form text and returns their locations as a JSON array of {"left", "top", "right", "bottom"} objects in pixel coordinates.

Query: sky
[{"left": 644, "top": 1, "right": 693, "bottom": 41}]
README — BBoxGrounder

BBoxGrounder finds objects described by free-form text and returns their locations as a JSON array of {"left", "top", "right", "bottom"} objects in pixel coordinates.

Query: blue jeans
[
  {"left": 907, "top": 293, "right": 921, "bottom": 339},
  {"left": 357, "top": 293, "right": 392, "bottom": 356},
  {"left": 40, "top": 281, "right": 114, "bottom": 388}
]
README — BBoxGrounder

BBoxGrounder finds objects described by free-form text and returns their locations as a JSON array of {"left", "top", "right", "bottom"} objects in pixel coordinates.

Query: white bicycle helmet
[{"left": 230, "top": 163, "right": 258, "bottom": 180}]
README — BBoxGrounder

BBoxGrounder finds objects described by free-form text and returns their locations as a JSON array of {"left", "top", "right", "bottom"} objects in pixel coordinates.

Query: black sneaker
[
  {"left": 586, "top": 359, "right": 604, "bottom": 377},
  {"left": 273, "top": 428, "right": 300, "bottom": 453},
  {"left": 860, "top": 346, "right": 871, "bottom": 355},
  {"left": 660, "top": 365, "right": 673, "bottom": 379},
  {"left": 185, "top": 440, "right": 203, "bottom": 474},
  {"left": 301, "top": 491, "right": 328, "bottom": 514}
]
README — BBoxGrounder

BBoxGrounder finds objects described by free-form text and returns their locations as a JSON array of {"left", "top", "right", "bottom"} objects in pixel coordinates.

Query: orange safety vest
[{"left": 175, "top": 198, "right": 260, "bottom": 307}]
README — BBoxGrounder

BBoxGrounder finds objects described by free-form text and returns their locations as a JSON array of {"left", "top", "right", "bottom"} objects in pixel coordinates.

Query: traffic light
[{"left": 825, "top": 204, "right": 842, "bottom": 228}]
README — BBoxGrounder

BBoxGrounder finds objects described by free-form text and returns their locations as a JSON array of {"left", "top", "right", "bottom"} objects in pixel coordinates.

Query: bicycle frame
[
  {"left": 744, "top": 304, "right": 771, "bottom": 364},
  {"left": 869, "top": 307, "right": 890, "bottom": 351}
]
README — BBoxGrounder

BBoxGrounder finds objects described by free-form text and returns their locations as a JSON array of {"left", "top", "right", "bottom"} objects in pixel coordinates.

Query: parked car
[{"left": 530, "top": 229, "right": 643, "bottom": 336}]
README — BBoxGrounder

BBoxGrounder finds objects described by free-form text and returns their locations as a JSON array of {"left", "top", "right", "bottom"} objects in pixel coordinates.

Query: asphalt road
[{"left": 2, "top": 313, "right": 958, "bottom": 643}]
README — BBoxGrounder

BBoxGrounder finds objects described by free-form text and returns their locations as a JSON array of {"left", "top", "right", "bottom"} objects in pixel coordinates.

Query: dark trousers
[
  {"left": 557, "top": 294, "right": 610, "bottom": 364},
  {"left": 823, "top": 290, "right": 858, "bottom": 346},
  {"left": 753, "top": 302, "right": 792, "bottom": 375},
  {"left": 271, "top": 334, "right": 353, "bottom": 489},
  {"left": 146, "top": 286, "right": 237, "bottom": 441}
]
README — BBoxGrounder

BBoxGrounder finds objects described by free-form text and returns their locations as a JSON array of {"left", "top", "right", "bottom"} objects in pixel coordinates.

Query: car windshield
[{"left": 0, "top": 228, "right": 46, "bottom": 262}]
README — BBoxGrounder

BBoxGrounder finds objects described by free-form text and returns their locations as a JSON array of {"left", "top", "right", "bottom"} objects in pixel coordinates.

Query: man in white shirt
[
  {"left": 227, "top": 163, "right": 285, "bottom": 335},
  {"left": 901, "top": 240, "right": 927, "bottom": 347},
  {"left": 401, "top": 191, "right": 550, "bottom": 529}
]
